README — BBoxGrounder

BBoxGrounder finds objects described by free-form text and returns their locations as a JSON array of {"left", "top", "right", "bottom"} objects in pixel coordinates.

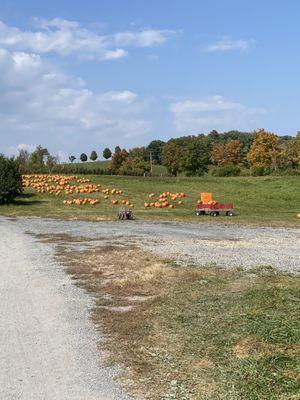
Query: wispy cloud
[
  {"left": 170, "top": 96, "right": 265, "bottom": 132},
  {"left": 204, "top": 36, "right": 255, "bottom": 53},
  {"left": 0, "top": 18, "right": 181, "bottom": 60}
]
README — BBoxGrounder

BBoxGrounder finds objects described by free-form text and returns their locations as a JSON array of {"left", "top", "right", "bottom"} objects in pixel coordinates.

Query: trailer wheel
[
  {"left": 210, "top": 211, "right": 218, "bottom": 217},
  {"left": 226, "top": 210, "right": 233, "bottom": 217}
]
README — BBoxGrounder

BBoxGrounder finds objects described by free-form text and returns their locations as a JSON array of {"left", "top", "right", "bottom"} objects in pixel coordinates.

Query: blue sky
[{"left": 0, "top": 0, "right": 299, "bottom": 159}]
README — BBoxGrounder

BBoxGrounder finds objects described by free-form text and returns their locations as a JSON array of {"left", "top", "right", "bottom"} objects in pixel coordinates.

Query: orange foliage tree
[
  {"left": 211, "top": 139, "right": 243, "bottom": 166},
  {"left": 247, "top": 129, "right": 283, "bottom": 175}
]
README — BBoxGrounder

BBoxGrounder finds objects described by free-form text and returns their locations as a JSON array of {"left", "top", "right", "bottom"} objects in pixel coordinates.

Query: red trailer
[{"left": 195, "top": 202, "right": 234, "bottom": 217}]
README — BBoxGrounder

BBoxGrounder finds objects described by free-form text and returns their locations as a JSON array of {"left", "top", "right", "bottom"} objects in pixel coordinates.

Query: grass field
[
  {"left": 1, "top": 175, "right": 299, "bottom": 226},
  {"left": 48, "top": 238, "right": 299, "bottom": 400},
  {"left": 62, "top": 160, "right": 168, "bottom": 175}
]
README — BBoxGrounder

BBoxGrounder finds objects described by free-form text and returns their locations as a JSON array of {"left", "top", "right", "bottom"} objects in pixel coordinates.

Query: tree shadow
[{"left": 12, "top": 193, "right": 42, "bottom": 206}]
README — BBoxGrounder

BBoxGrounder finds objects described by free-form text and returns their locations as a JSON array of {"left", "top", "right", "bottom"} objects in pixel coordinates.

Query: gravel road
[
  {"left": 0, "top": 217, "right": 132, "bottom": 400},
  {"left": 0, "top": 216, "right": 299, "bottom": 399}
]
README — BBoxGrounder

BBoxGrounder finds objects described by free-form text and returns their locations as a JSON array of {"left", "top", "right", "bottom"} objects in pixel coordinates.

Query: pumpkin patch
[{"left": 22, "top": 175, "right": 184, "bottom": 214}]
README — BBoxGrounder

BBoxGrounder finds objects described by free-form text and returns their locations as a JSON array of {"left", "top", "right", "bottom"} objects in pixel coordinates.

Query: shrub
[
  {"left": 212, "top": 164, "right": 241, "bottom": 177},
  {"left": 250, "top": 165, "right": 270, "bottom": 176},
  {"left": 0, "top": 155, "right": 23, "bottom": 204}
]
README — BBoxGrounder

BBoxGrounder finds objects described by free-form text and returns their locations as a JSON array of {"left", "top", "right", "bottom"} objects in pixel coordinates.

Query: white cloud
[
  {"left": 113, "top": 29, "right": 178, "bottom": 47},
  {"left": 0, "top": 19, "right": 180, "bottom": 60},
  {"left": 0, "top": 47, "right": 152, "bottom": 157},
  {"left": 102, "top": 48, "right": 128, "bottom": 60},
  {"left": 204, "top": 37, "right": 255, "bottom": 53},
  {"left": 170, "top": 96, "right": 265, "bottom": 132}
]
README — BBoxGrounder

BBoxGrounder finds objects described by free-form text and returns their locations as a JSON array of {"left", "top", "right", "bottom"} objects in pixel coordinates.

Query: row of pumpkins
[{"left": 144, "top": 191, "right": 185, "bottom": 209}]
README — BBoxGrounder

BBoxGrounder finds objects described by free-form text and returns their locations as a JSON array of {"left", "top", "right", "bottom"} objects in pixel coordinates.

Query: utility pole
[{"left": 149, "top": 151, "right": 153, "bottom": 174}]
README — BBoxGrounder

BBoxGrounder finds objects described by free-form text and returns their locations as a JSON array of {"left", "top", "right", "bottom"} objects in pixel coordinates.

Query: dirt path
[{"left": 0, "top": 219, "right": 131, "bottom": 400}]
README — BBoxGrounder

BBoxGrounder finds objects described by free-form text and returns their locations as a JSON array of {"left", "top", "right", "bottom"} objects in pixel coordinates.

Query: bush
[
  {"left": 212, "top": 164, "right": 241, "bottom": 177},
  {"left": 0, "top": 155, "right": 23, "bottom": 204},
  {"left": 250, "top": 165, "right": 270, "bottom": 176}
]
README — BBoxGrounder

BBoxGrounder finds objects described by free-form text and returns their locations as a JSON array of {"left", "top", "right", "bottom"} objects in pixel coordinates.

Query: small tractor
[
  {"left": 118, "top": 208, "right": 134, "bottom": 220},
  {"left": 195, "top": 192, "right": 234, "bottom": 217}
]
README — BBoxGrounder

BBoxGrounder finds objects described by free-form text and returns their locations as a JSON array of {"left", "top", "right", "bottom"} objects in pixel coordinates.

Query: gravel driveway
[
  {"left": 0, "top": 216, "right": 299, "bottom": 399},
  {"left": 0, "top": 217, "right": 132, "bottom": 400}
]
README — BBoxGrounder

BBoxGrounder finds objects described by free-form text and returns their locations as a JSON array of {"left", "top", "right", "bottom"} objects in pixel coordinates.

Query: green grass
[
  {"left": 55, "top": 242, "right": 300, "bottom": 400},
  {"left": 1, "top": 175, "right": 299, "bottom": 226},
  {"left": 62, "top": 160, "right": 168, "bottom": 175},
  {"left": 65, "top": 160, "right": 109, "bottom": 169}
]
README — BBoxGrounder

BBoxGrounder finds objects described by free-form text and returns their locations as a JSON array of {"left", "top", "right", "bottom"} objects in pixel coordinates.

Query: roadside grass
[
  {"left": 1, "top": 175, "right": 299, "bottom": 226},
  {"left": 55, "top": 242, "right": 300, "bottom": 400}
]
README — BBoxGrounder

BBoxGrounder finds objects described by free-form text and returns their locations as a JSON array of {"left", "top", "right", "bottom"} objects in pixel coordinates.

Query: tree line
[{"left": 12, "top": 129, "right": 300, "bottom": 176}]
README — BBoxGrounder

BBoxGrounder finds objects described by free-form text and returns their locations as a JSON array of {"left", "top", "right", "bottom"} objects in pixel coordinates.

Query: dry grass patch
[{"left": 53, "top": 243, "right": 300, "bottom": 400}]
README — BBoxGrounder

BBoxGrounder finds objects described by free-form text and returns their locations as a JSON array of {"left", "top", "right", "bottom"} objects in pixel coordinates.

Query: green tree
[
  {"left": 103, "top": 148, "right": 112, "bottom": 160},
  {"left": 128, "top": 146, "right": 148, "bottom": 161},
  {"left": 183, "top": 137, "right": 210, "bottom": 176},
  {"left": 29, "top": 145, "right": 49, "bottom": 170},
  {"left": 15, "top": 149, "right": 30, "bottom": 168},
  {"left": 45, "top": 154, "right": 59, "bottom": 172},
  {"left": 119, "top": 157, "right": 151, "bottom": 175},
  {"left": 162, "top": 141, "right": 184, "bottom": 176},
  {"left": 0, "top": 155, "right": 23, "bottom": 204},
  {"left": 147, "top": 140, "right": 166, "bottom": 164},
  {"left": 80, "top": 153, "right": 88, "bottom": 162},
  {"left": 207, "top": 130, "right": 220, "bottom": 146},
  {"left": 90, "top": 150, "right": 98, "bottom": 161}
]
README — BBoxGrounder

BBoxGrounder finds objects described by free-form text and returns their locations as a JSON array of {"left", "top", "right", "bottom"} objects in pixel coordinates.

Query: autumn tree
[
  {"left": 90, "top": 150, "right": 98, "bottom": 161},
  {"left": 211, "top": 139, "right": 243, "bottom": 166},
  {"left": 103, "top": 148, "right": 112, "bottom": 160},
  {"left": 247, "top": 129, "right": 283, "bottom": 175},
  {"left": 111, "top": 147, "right": 128, "bottom": 172},
  {"left": 281, "top": 133, "right": 300, "bottom": 170}
]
